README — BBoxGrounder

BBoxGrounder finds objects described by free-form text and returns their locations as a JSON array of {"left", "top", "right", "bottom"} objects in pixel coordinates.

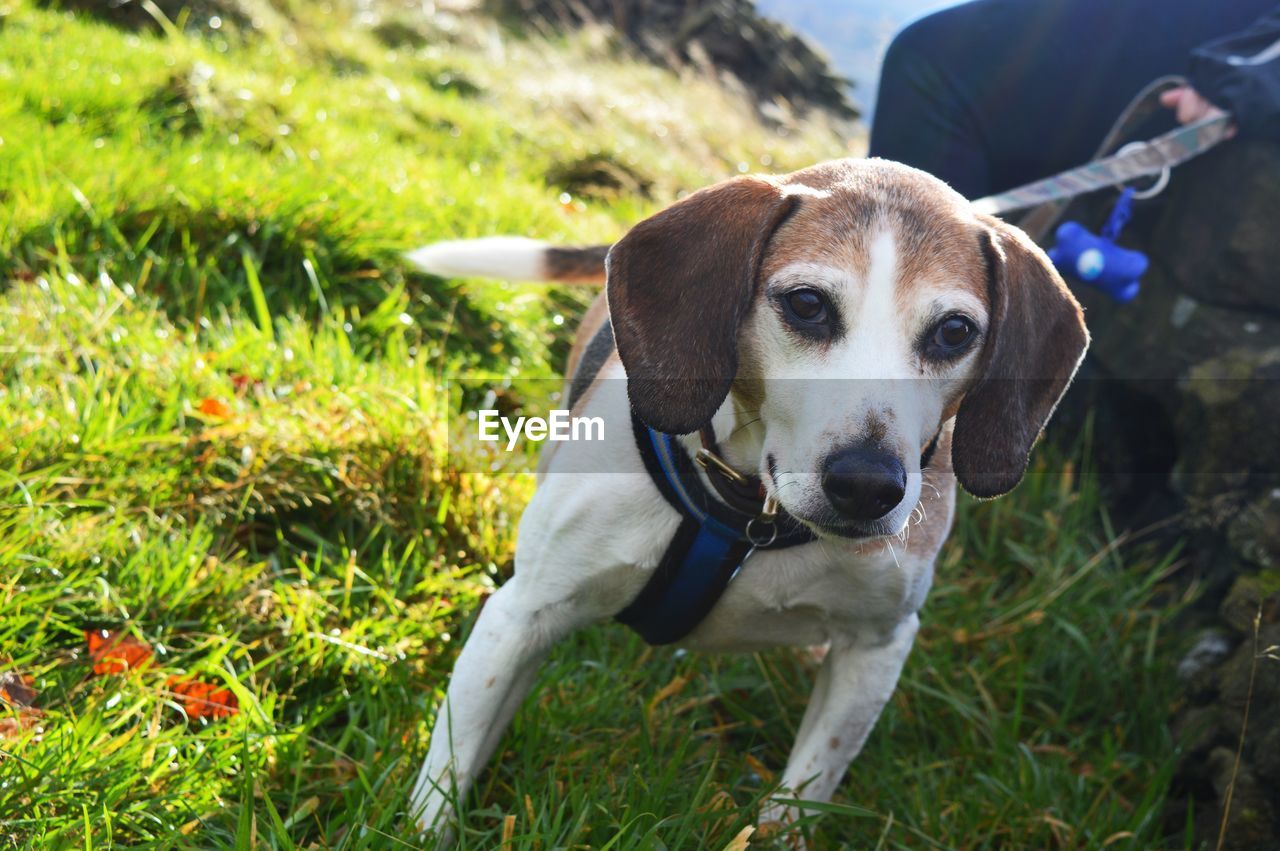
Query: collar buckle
[{"left": 694, "top": 447, "right": 750, "bottom": 486}]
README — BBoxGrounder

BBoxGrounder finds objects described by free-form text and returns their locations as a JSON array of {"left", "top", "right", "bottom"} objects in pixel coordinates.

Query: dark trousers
[{"left": 868, "top": 0, "right": 1275, "bottom": 199}]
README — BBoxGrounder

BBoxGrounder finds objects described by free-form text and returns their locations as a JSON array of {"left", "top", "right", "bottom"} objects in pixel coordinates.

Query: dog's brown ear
[
  {"left": 606, "top": 176, "right": 798, "bottom": 434},
  {"left": 952, "top": 215, "right": 1089, "bottom": 498}
]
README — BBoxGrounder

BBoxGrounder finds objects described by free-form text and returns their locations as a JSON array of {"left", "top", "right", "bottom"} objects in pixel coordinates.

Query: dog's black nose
[{"left": 821, "top": 448, "right": 906, "bottom": 522}]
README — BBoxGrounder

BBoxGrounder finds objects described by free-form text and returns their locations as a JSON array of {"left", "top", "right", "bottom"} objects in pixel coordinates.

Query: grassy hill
[{"left": 1, "top": 2, "right": 1188, "bottom": 848}]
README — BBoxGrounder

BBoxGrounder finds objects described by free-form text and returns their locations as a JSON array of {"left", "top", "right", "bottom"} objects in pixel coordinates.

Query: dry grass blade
[{"left": 1215, "top": 604, "right": 1263, "bottom": 851}]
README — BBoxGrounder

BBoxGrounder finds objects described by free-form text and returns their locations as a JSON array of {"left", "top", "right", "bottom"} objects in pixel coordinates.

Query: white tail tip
[{"left": 405, "top": 236, "right": 549, "bottom": 281}]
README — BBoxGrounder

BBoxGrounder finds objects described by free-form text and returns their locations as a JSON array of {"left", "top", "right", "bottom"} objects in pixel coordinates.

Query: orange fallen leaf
[
  {"left": 85, "top": 629, "right": 154, "bottom": 675},
  {"left": 165, "top": 675, "right": 238, "bottom": 719},
  {"left": 197, "top": 397, "right": 233, "bottom": 419}
]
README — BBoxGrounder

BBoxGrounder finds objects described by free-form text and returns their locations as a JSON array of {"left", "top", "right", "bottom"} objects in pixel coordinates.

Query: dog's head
[{"left": 606, "top": 158, "right": 1088, "bottom": 539}]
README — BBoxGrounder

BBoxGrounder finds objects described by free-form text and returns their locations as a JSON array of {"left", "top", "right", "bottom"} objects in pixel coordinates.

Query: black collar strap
[
  {"left": 630, "top": 415, "right": 816, "bottom": 550},
  {"left": 614, "top": 415, "right": 815, "bottom": 645},
  {"left": 614, "top": 415, "right": 945, "bottom": 646}
]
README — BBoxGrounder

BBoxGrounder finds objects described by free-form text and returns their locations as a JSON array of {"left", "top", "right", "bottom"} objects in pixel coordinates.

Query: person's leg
[
  {"left": 868, "top": 8, "right": 992, "bottom": 199},
  {"left": 870, "top": 0, "right": 1277, "bottom": 201}
]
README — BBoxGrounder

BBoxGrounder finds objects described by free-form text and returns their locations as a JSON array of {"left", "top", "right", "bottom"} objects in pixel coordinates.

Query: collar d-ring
[{"left": 745, "top": 515, "right": 779, "bottom": 547}]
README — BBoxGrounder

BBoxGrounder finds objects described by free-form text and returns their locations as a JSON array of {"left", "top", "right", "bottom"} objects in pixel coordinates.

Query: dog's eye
[
  {"left": 783, "top": 289, "right": 828, "bottom": 324},
  {"left": 925, "top": 315, "right": 977, "bottom": 357}
]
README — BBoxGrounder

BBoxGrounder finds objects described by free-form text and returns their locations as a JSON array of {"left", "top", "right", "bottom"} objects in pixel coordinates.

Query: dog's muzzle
[{"left": 821, "top": 446, "right": 907, "bottom": 523}]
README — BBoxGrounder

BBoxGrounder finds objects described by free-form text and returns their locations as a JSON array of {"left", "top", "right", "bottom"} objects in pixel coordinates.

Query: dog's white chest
[
  {"left": 679, "top": 540, "right": 936, "bottom": 652},
  {"left": 515, "top": 443, "right": 953, "bottom": 654}
]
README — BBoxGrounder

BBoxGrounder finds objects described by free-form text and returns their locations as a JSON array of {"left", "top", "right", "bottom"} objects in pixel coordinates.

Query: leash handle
[
  {"left": 975, "top": 76, "right": 1233, "bottom": 226},
  {"left": 972, "top": 112, "right": 1231, "bottom": 217},
  {"left": 1004, "top": 75, "right": 1186, "bottom": 241}
]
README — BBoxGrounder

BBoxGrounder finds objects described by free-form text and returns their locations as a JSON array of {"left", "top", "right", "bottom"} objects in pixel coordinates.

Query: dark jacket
[{"left": 1191, "top": 7, "right": 1280, "bottom": 139}]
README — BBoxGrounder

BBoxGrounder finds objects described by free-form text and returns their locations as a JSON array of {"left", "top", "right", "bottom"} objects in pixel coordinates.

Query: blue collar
[{"left": 614, "top": 417, "right": 815, "bottom": 645}]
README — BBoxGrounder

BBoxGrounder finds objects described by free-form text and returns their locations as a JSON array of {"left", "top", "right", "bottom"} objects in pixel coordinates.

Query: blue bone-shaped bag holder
[{"left": 1047, "top": 187, "right": 1148, "bottom": 303}]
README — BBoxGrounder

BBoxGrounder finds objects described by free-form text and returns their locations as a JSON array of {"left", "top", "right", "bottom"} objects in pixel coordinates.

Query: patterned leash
[{"left": 973, "top": 77, "right": 1234, "bottom": 223}]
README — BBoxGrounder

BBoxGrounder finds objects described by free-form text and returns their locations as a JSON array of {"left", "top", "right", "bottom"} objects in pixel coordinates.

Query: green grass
[{"left": 0, "top": 2, "right": 1192, "bottom": 848}]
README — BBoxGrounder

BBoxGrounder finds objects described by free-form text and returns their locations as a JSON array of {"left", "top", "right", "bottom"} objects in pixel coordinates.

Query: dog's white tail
[{"left": 405, "top": 237, "right": 609, "bottom": 284}]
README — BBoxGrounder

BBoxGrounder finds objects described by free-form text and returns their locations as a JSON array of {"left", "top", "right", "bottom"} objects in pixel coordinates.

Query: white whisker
[{"left": 885, "top": 539, "right": 902, "bottom": 571}]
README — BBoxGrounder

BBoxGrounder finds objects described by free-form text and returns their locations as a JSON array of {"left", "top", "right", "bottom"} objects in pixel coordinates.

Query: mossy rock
[
  {"left": 1062, "top": 142, "right": 1280, "bottom": 505},
  {"left": 546, "top": 154, "right": 654, "bottom": 201},
  {"left": 1172, "top": 346, "right": 1280, "bottom": 500},
  {"left": 1171, "top": 622, "right": 1280, "bottom": 848},
  {"left": 1229, "top": 495, "right": 1280, "bottom": 571},
  {"left": 1219, "top": 574, "right": 1280, "bottom": 635},
  {"left": 1060, "top": 140, "right": 1280, "bottom": 850},
  {"left": 1153, "top": 142, "right": 1280, "bottom": 314}
]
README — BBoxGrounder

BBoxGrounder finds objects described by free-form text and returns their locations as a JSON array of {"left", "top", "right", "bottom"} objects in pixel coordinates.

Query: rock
[
  {"left": 1178, "top": 631, "right": 1234, "bottom": 684},
  {"left": 1170, "top": 704, "right": 1230, "bottom": 757},
  {"left": 1168, "top": 624, "right": 1280, "bottom": 850},
  {"left": 1220, "top": 574, "right": 1280, "bottom": 635},
  {"left": 1174, "top": 345, "right": 1280, "bottom": 502},
  {"left": 1228, "top": 492, "right": 1280, "bottom": 570},
  {"left": 545, "top": 154, "right": 655, "bottom": 201},
  {"left": 1205, "top": 746, "right": 1277, "bottom": 851},
  {"left": 1256, "top": 725, "right": 1280, "bottom": 796},
  {"left": 1059, "top": 141, "right": 1280, "bottom": 508},
  {"left": 1153, "top": 142, "right": 1280, "bottom": 314},
  {"left": 1047, "top": 140, "right": 1280, "bottom": 849},
  {"left": 483, "top": 0, "right": 858, "bottom": 119}
]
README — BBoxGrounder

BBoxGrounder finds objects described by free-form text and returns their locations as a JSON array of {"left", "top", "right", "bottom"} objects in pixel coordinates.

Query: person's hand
[{"left": 1159, "top": 85, "right": 1236, "bottom": 136}]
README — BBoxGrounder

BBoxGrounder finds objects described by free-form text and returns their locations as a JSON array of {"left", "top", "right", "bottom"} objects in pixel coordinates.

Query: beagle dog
[{"left": 406, "top": 158, "right": 1088, "bottom": 838}]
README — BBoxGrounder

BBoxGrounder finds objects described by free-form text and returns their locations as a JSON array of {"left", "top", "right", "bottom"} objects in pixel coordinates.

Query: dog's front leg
[
  {"left": 409, "top": 577, "right": 572, "bottom": 838},
  {"left": 761, "top": 614, "right": 919, "bottom": 836}
]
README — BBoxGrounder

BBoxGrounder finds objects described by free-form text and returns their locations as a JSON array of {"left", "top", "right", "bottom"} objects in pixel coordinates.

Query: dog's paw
[{"left": 407, "top": 792, "right": 457, "bottom": 848}]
